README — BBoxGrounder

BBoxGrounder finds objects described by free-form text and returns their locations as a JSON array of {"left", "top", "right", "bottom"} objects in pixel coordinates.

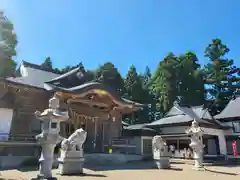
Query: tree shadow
[
  {"left": 85, "top": 161, "right": 183, "bottom": 172},
  {"left": 204, "top": 168, "right": 238, "bottom": 176},
  {"left": 17, "top": 166, "right": 38, "bottom": 172},
  {"left": 62, "top": 173, "right": 107, "bottom": 177},
  {"left": 167, "top": 167, "right": 183, "bottom": 171},
  {"left": 30, "top": 177, "right": 58, "bottom": 180},
  {"left": 170, "top": 161, "right": 185, "bottom": 165},
  {"left": 85, "top": 161, "right": 156, "bottom": 171}
]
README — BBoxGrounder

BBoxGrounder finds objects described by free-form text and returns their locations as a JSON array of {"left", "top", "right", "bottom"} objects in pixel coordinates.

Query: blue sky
[{"left": 1, "top": 0, "right": 239, "bottom": 75}]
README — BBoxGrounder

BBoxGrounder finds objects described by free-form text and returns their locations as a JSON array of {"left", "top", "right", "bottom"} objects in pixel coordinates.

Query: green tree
[
  {"left": 41, "top": 56, "right": 53, "bottom": 71},
  {"left": 139, "top": 66, "right": 156, "bottom": 122},
  {"left": 124, "top": 65, "right": 151, "bottom": 124},
  {"left": 60, "top": 65, "right": 72, "bottom": 74},
  {"left": 204, "top": 38, "right": 239, "bottom": 114},
  {"left": 150, "top": 53, "right": 179, "bottom": 113},
  {"left": 124, "top": 65, "right": 143, "bottom": 102},
  {"left": 140, "top": 66, "right": 151, "bottom": 89},
  {"left": 178, "top": 52, "right": 205, "bottom": 106},
  {"left": 95, "top": 62, "right": 124, "bottom": 93},
  {"left": 0, "top": 11, "right": 17, "bottom": 77}
]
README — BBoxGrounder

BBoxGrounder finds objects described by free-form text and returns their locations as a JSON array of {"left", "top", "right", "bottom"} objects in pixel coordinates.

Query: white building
[{"left": 124, "top": 101, "right": 240, "bottom": 158}]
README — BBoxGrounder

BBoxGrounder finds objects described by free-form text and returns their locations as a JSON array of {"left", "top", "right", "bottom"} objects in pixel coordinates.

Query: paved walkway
[{"left": 0, "top": 161, "right": 239, "bottom": 180}]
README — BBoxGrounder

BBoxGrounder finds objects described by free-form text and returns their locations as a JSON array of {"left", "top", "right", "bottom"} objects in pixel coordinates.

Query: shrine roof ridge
[{"left": 22, "top": 60, "right": 62, "bottom": 74}]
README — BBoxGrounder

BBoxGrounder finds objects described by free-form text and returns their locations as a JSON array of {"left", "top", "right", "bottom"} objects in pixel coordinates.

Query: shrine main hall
[{"left": 0, "top": 61, "right": 143, "bottom": 156}]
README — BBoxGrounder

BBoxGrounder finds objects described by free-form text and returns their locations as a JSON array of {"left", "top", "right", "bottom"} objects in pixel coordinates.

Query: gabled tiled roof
[
  {"left": 44, "top": 67, "right": 91, "bottom": 89},
  {"left": 165, "top": 105, "right": 212, "bottom": 120},
  {"left": 44, "top": 66, "right": 144, "bottom": 109},
  {"left": 6, "top": 61, "right": 60, "bottom": 89},
  {"left": 215, "top": 96, "right": 240, "bottom": 120},
  {"left": 147, "top": 104, "right": 229, "bottom": 129},
  {"left": 22, "top": 60, "right": 61, "bottom": 74},
  {"left": 5, "top": 61, "right": 144, "bottom": 111}
]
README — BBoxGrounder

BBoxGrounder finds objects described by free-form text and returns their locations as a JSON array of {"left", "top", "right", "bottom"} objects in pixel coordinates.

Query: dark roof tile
[
  {"left": 148, "top": 104, "right": 228, "bottom": 128},
  {"left": 215, "top": 96, "right": 240, "bottom": 119}
]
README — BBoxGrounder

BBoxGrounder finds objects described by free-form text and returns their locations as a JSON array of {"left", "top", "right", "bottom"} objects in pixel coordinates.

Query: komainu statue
[
  {"left": 152, "top": 136, "right": 168, "bottom": 157},
  {"left": 152, "top": 135, "right": 170, "bottom": 169},
  {"left": 61, "top": 128, "right": 87, "bottom": 151},
  {"left": 58, "top": 128, "right": 87, "bottom": 175}
]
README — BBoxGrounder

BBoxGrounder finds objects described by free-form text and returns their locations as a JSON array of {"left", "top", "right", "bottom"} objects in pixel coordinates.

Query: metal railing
[
  {"left": 104, "top": 137, "right": 137, "bottom": 154},
  {"left": 111, "top": 137, "right": 136, "bottom": 147},
  {"left": 8, "top": 135, "right": 36, "bottom": 141},
  {"left": 0, "top": 134, "right": 36, "bottom": 142}
]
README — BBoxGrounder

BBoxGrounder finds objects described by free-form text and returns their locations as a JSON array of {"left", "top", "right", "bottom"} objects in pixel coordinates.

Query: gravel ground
[{"left": 0, "top": 161, "right": 240, "bottom": 180}]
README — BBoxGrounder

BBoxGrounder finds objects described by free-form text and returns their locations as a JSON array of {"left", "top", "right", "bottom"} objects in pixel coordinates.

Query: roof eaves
[
  {"left": 5, "top": 78, "right": 46, "bottom": 91},
  {"left": 47, "top": 82, "right": 144, "bottom": 110},
  {"left": 44, "top": 67, "right": 80, "bottom": 84}
]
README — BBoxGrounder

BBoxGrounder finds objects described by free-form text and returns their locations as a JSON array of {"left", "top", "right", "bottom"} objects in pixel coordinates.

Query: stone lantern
[
  {"left": 35, "top": 95, "right": 69, "bottom": 179},
  {"left": 186, "top": 120, "right": 205, "bottom": 170}
]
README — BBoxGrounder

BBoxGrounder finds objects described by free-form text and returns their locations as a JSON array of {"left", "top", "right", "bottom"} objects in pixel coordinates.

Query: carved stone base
[
  {"left": 154, "top": 157, "right": 170, "bottom": 169},
  {"left": 30, "top": 175, "right": 58, "bottom": 180},
  {"left": 38, "top": 158, "right": 54, "bottom": 179},
  {"left": 192, "top": 166, "right": 205, "bottom": 171},
  {"left": 193, "top": 155, "right": 204, "bottom": 171},
  {"left": 58, "top": 150, "right": 85, "bottom": 175}
]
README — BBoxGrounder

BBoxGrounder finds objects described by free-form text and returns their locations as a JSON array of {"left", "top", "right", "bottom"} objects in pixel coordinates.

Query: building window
[
  {"left": 51, "top": 122, "right": 57, "bottom": 129},
  {"left": 233, "top": 122, "right": 240, "bottom": 133}
]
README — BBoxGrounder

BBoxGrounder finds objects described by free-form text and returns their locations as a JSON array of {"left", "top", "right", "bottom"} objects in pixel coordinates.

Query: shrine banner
[{"left": 232, "top": 141, "right": 238, "bottom": 156}]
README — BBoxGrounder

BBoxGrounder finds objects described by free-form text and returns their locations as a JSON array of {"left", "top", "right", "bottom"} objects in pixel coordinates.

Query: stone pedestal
[
  {"left": 155, "top": 157, "right": 170, "bottom": 169},
  {"left": 36, "top": 134, "right": 62, "bottom": 179},
  {"left": 193, "top": 152, "right": 204, "bottom": 170},
  {"left": 38, "top": 144, "right": 55, "bottom": 178},
  {"left": 58, "top": 150, "right": 85, "bottom": 175}
]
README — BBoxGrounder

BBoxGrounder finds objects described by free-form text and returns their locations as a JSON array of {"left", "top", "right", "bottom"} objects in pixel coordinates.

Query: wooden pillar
[
  {"left": 68, "top": 123, "right": 71, "bottom": 136},
  {"left": 131, "top": 112, "right": 135, "bottom": 124},
  {"left": 177, "top": 139, "right": 180, "bottom": 150},
  {"left": 93, "top": 117, "right": 98, "bottom": 149}
]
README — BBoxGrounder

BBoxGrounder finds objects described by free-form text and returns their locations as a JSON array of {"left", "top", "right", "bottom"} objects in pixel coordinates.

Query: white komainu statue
[
  {"left": 61, "top": 128, "right": 87, "bottom": 151},
  {"left": 152, "top": 135, "right": 168, "bottom": 159},
  {"left": 58, "top": 128, "right": 87, "bottom": 175},
  {"left": 152, "top": 135, "right": 170, "bottom": 169}
]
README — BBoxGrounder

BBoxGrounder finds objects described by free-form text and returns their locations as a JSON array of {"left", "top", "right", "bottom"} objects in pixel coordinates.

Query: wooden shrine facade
[
  {"left": 62, "top": 111, "right": 121, "bottom": 153},
  {"left": 54, "top": 86, "right": 143, "bottom": 153},
  {"left": 0, "top": 61, "right": 143, "bottom": 154}
]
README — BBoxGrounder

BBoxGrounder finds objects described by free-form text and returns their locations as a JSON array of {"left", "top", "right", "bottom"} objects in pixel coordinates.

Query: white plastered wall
[
  {"left": 202, "top": 127, "right": 227, "bottom": 155},
  {"left": 0, "top": 108, "right": 14, "bottom": 141}
]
